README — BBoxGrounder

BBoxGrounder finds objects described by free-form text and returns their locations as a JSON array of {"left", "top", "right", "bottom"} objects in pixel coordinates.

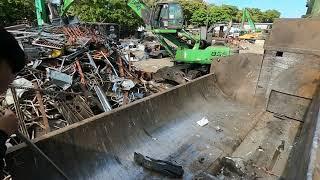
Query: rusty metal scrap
[
  {"left": 33, "top": 82, "right": 50, "bottom": 133},
  {"left": 2, "top": 23, "right": 167, "bottom": 142},
  {"left": 32, "top": 39, "right": 64, "bottom": 49}
]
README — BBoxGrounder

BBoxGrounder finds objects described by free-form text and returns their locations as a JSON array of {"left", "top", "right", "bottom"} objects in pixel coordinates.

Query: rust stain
[{"left": 297, "top": 69, "right": 320, "bottom": 98}]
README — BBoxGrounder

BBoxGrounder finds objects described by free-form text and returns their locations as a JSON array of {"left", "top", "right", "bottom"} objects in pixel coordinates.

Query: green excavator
[
  {"left": 238, "top": 8, "right": 262, "bottom": 40},
  {"left": 128, "top": 0, "right": 233, "bottom": 83},
  {"left": 35, "top": 0, "right": 233, "bottom": 83},
  {"left": 35, "top": 0, "right": 75, "bottom": 27}
]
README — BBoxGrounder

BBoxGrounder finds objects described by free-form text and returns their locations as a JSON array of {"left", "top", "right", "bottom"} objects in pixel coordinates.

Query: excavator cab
[{"left": 152, "top": 2, "right": 184, "bottom": 30}]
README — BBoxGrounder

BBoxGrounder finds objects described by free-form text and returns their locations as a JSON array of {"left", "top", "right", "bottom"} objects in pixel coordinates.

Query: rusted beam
[
  {"left": 117, "top": 54, "right": 125, "bottom": 77},
  {"left": 33, "top": 82, "right": 50, "bottom": 133},
  {"left": 123, "top": 91, "right": 129, "bottom": 105},
  {"left": 75, "top": 60, "right": 86, "bottom": 86}
]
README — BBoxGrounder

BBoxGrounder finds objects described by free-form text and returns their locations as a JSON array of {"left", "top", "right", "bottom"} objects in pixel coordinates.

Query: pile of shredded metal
[{"left": 3, "top": 24, "right": 168, "bottom": 141}]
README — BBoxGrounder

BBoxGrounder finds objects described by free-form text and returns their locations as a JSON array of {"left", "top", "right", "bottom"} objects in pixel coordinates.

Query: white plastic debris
[
  {"left": 5, "top": 78, "right": 33, "bottom": 105},
  {"left": 258, "top": 146, "right": 264, "bottom": 152},
  {"left": 216, "top": 126, "right": 223, "bottom": 132},
  {"left": 121, "top": 80, "right": 135, "bottom": 91},
  {"left": 197, "top": 117, "right": 209, "bottom": 127}
]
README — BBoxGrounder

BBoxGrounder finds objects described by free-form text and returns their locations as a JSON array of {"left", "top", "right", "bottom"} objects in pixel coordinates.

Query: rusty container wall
[
  {"left": 4, "top": 19, "right": 320, "bottom": 180},
  {"left": 7, "top": 74, "right": 263, "bottom": 180},
  {"left": 265, "top": 18, "right": 320, "bottom": 55},
  {"left": 283, "top": 85, "right": 320, "bottom": 180},
  {"left": 263, "top": 18, "right": 320, "bottom": 179},
  {"left": 5, "top": 52, "right": 320, "bottom": 180},
  {"left": 265, "top": 18, "right": 320, "bottom": 180}
]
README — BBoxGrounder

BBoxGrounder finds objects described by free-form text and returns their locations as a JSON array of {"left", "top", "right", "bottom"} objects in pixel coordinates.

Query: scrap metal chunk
[
  {"left": 134, "top": 152, "right": 184, "bottom": 178},
  {"left": 47, "top": 69, "right": 73, "bottom": 90}
]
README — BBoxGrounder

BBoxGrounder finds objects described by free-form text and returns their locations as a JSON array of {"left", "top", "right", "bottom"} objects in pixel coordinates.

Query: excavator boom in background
[
  {"left": 35, "top": 0, "right": 75, "bottom": 27},
  {"left": 239, "top": 8, "right": 262, "bottom": 40},
  {"left": 240, "top": 8, "right": 256, "bottom": 32},
  {"left": 4, "top": 0, "right": 320, "bottom": 179},
  {"left": 128, "top": 0, "right": 233, "bottom": 83}
]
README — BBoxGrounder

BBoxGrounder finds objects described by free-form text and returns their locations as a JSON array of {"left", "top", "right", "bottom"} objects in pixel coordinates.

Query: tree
[
  {"left": 235, "top": 10, "right": 243, "bottom": 23},
  {"left": 70, "top": 0, "right": 144, "bottom": 34},
  {"left": 246, "top": 8, "right": 264, "bottom": 22},
  {"left": 0, "top": 0, "right": 35, "bottom": 26},
  {"left": 191, "top": 8, "right": 209, "bottom": 26},
  {"left": 178, "top": 0, "right": 207, "bottom": 25},
  {"left": 220, "top": 4, "right": 239, "bottom": 22},
  {"left": 0, "top": 0, "right": 281, "bottom": 29},
  {"left": 210, "top": 5, "right": 233, "bottom": 23},
  {"left": 236, "top": 8, "right": 281, "bottom": 23},
  {"left": 191, "top": 5, "right": 234, "bottom": 26},
  {"left": 263, "top": 10, "right": 281, "bottom": 23}
]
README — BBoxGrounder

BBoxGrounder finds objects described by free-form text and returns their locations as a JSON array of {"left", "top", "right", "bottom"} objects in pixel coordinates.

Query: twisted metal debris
[{"left": 3, "top": 24, "right": 168, "bottom": 142}]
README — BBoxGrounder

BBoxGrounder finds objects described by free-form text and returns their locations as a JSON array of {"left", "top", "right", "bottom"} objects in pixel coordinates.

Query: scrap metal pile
[{"left": 4, "top": 24, "right": 168, "bottom": 140}]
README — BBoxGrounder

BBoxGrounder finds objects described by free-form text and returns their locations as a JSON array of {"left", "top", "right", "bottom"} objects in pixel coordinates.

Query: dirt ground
[
  {"left": 240, "top": 40, "right": 265, "bottom": 54},
  {"left": 133, "top": 57, "right": 174, "bottom": 72}
]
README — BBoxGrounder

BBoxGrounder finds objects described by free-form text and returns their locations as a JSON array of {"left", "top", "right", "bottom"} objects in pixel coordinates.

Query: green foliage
[
  {"left": 0, "top": 0, "right": 35, "bottom": 26},
  {"left": 263, "top": 10, "right": 281, "bottom": 23},
  {"left": 220, "top": 5, "right": 239, "bottom": 22},
  {"left": 0, "top": 0, "right": 281, "bottom": 30},
  {"left": 209, "top": 5, "right": 232, "bottom": 23},
  {"left": 190, "top": 8, "right": 209, "bottom": 26},
  {"left": 191, "top": 5, "right": 237, "bottom": 26},
  {"left": 191, "top": 3, "right": 280, "bottom": 26},
  {"left": 70, "top": 0, "right": 144, "bottom": 34},
  {"left": 236, "top": 8, "right": 280, "bottom": 23},
  {"left": 178, "top": 0, "right": 207, "bottom": 25},
  {"left": 246, "top": 8, "right": 264, "bottom": 22}
]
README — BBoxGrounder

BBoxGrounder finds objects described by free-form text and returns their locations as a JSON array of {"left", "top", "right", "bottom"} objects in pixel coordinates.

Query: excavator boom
[
  {"left": 241, "top": 8, "right": 256, "bottom": 32},
  {"left": 35, "top": 0, "right": 75, "bottom": 27},
  {"left": 60, "top": 0, "right": 75, "bottom": 17},
  {"left": 35, "top": 0, "right": 48, "bottom": 26},
  {"left": 128, "top": 0, "right": 151, "bottom": 25}
]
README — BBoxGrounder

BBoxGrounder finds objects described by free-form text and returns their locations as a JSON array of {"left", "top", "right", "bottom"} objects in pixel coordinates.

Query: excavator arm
[
  {"left": 60, "top": 0, "right": 75, "bottom": 17},
  {"left": 127, "top": 0, "right": 231, "bottom": 65},
  {"left": 35, "top": 0, "right": 48, "bottom": 26},
  {"left": 127, "top": 0, "right": 177, "bottom": 57},
  {"left": 241, "top": 8, "right": 256, "bottom": 32},
  {"left": 127, "top": 0, "right": 151, "bottom": 26},
  {"left": 35, "top": 0, "right": 75, "bottom": 27}
]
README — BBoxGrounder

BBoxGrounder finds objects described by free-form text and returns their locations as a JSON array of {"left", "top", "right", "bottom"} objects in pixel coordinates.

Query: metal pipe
[
  {"left": 94, "top": 85, "right": 112, "bottom": 112},
  {"left": 10, "top": 88, "right": 28, "bottom": 137},
  {"left": 101, "top": 51, "right": 119, "bottom": 77},
  {"left": 86, "top": 52, "right": 98, "bottom": 72},
  {"left": 16, "top": 132, "right": 70, "bottom": 180}
]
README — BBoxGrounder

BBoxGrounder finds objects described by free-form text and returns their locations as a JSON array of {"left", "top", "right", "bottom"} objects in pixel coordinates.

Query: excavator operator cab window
[{"left": 153, "top": 3, "right": 183, "bottom": 30}]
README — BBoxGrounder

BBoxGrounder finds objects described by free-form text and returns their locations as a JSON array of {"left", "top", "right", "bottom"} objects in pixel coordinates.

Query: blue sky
[{"left": 207, "top": 0, "right": 307, "bottom": 18}]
